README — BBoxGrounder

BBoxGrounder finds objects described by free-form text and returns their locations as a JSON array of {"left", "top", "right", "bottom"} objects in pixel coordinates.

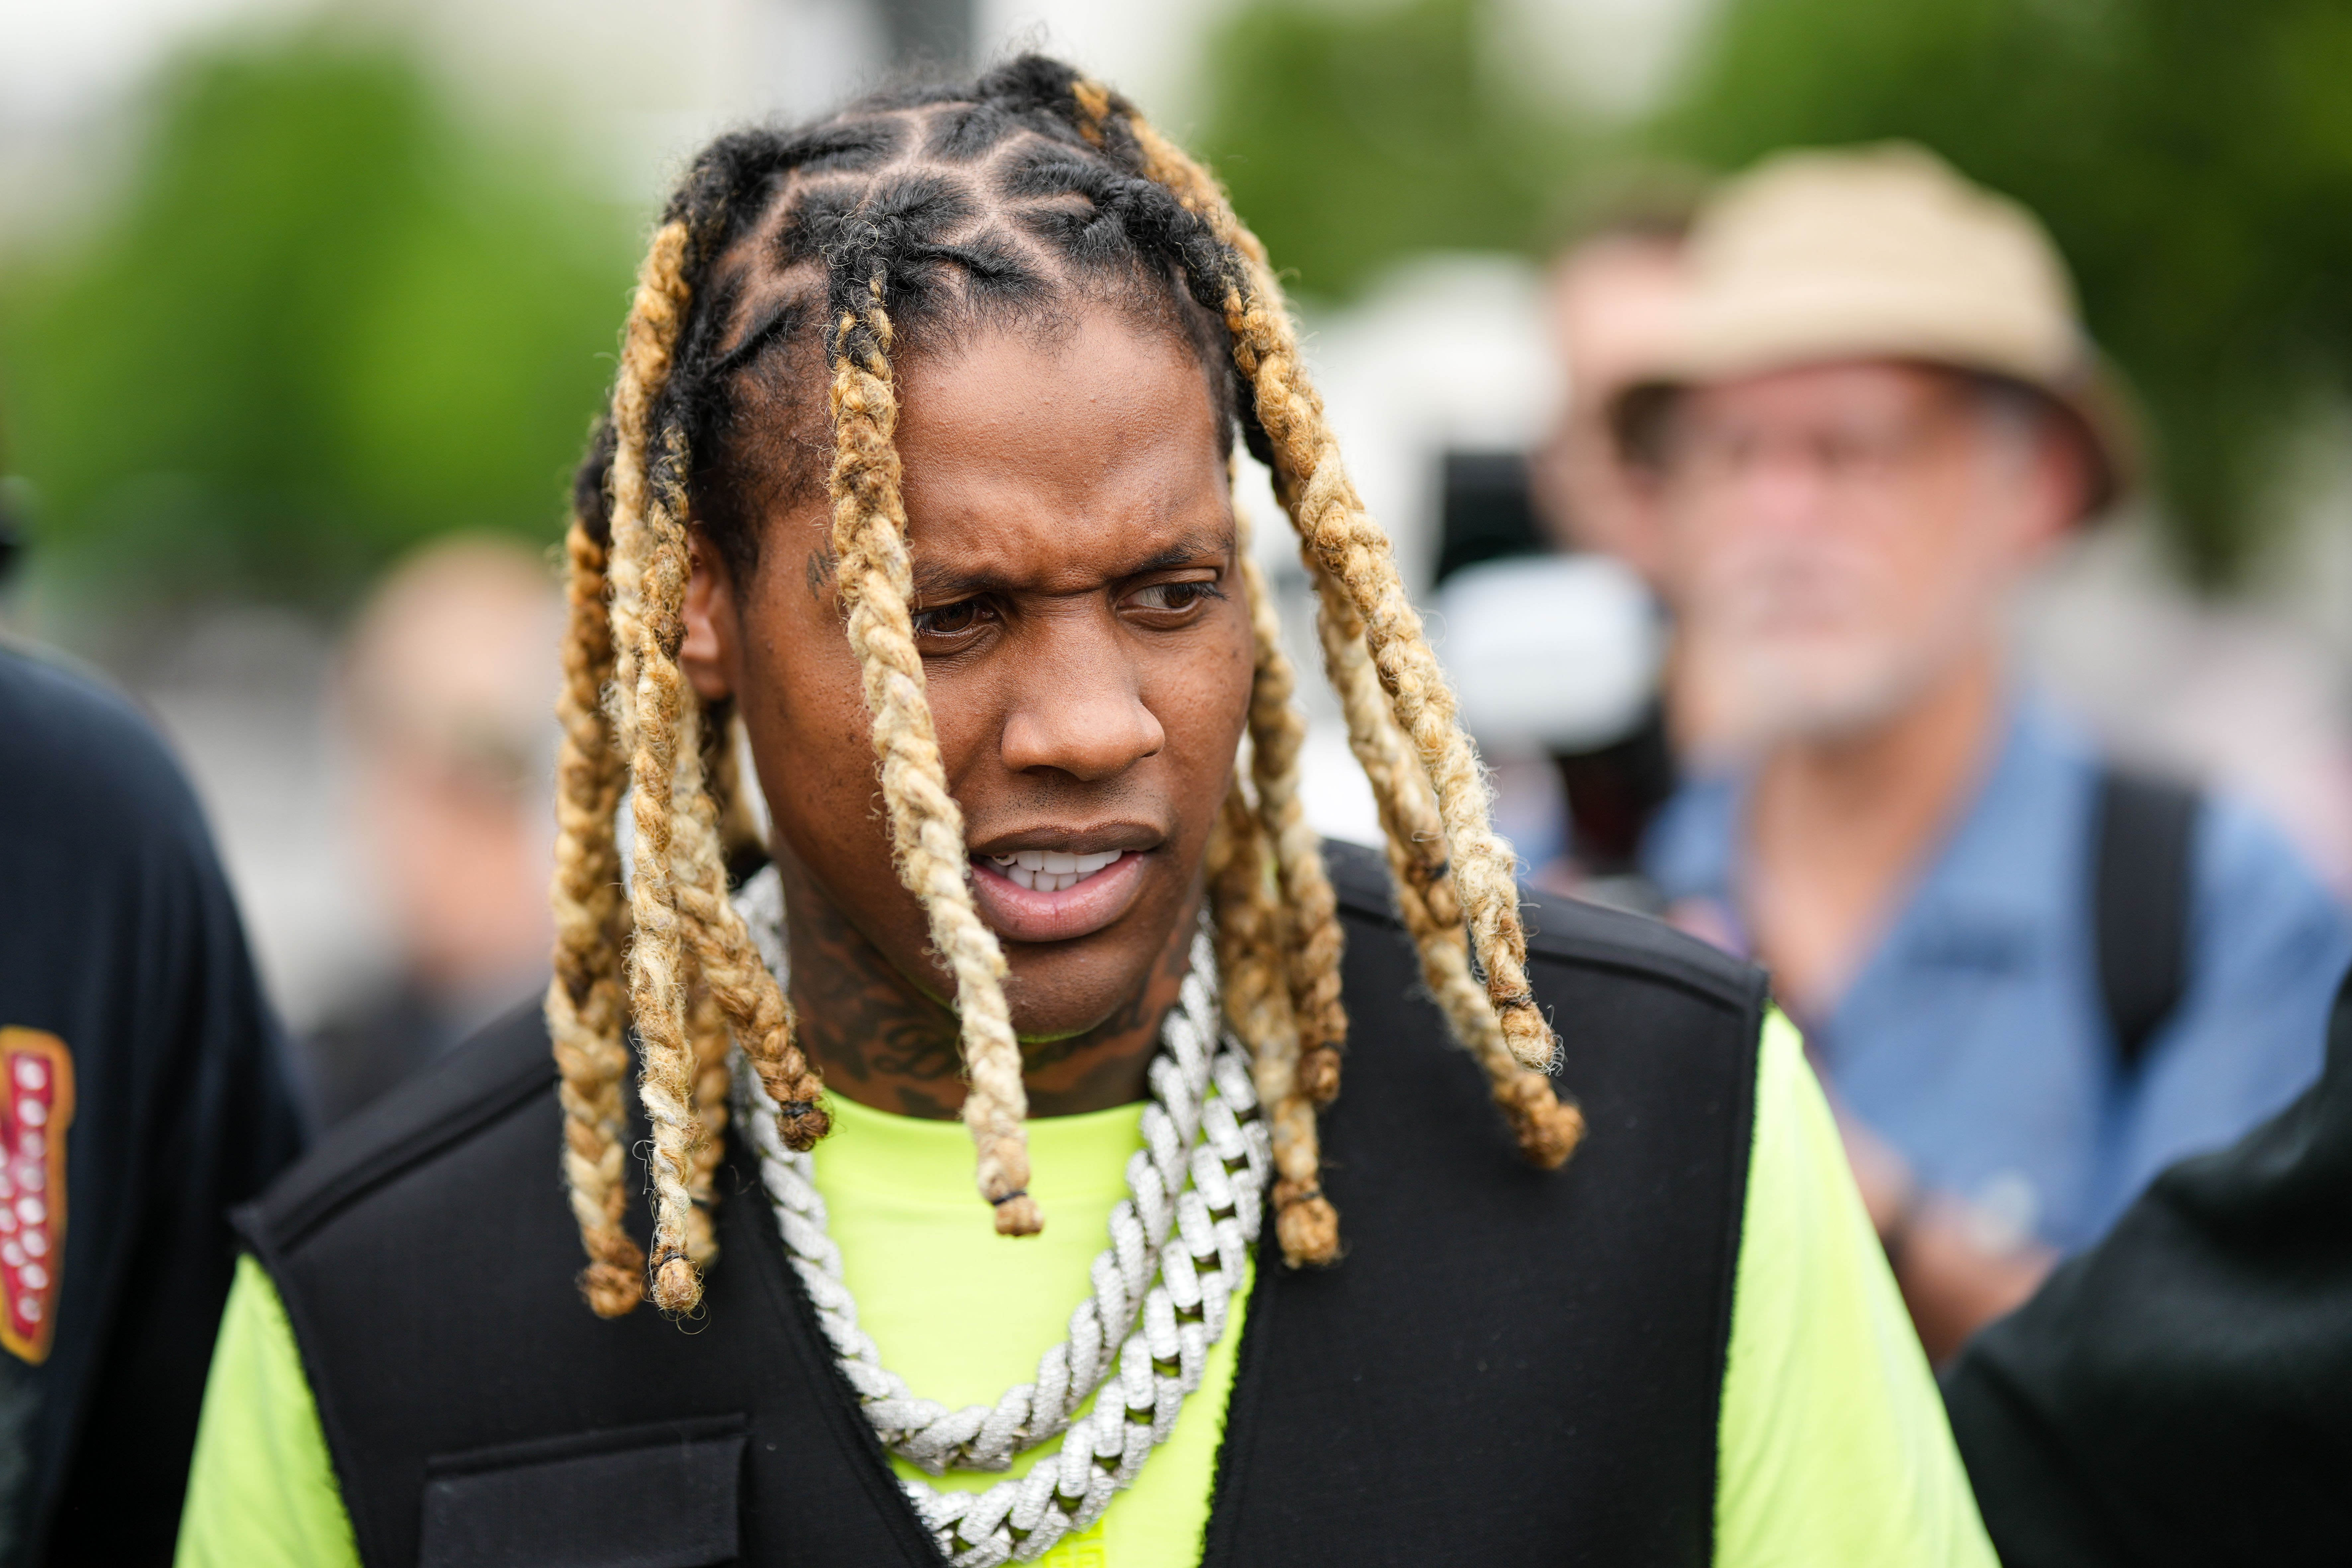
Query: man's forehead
[{"left": 905, "top": 518, "right": 1232, "bottom": 601}]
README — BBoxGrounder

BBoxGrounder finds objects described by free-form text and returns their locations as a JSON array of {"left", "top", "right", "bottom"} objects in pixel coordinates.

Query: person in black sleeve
[
  {"left": 1942, "top": 961, "right": 2352, "bottom": 1566},
  {"left": 0, "top": 637, "right": 306, "bottom": 1565}
]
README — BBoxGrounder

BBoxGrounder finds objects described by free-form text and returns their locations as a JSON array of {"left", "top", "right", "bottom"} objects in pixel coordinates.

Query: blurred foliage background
[
  {"left": 1200, "top": 0, "right": 1580, "bottom": 302},
  {"left": 0, "top": 33, "right": 634, "bottom": 604},
  {"left": 1202, "top": 0, "right": 2352, "bottom": 581},
  {"left": 8, "top": 0, "right": 2352, "bottom": 595}
]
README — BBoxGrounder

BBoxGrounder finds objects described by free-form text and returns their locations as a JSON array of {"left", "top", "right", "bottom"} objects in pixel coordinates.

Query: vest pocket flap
[{"left": 419, "top": 1415, "right": 748, "bottom": 1568}]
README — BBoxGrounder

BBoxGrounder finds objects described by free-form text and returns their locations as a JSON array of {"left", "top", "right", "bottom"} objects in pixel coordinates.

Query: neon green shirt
[{"left": 177, "top": 1013, "right": 1993, "bottom": 1566}]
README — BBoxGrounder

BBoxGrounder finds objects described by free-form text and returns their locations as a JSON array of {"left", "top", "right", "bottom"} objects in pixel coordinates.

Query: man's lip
[
  {"left": 966, "top": 823, "right": 1165, "bottom": 859},
  {"left": 968, "top": 849, "right": 1152, "bottom": 944}
]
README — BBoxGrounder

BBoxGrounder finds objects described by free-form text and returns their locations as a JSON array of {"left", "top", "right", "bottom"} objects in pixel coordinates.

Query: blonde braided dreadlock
[
  {"left": 550, "top": 220, "right": 830, "bottom": 1316},
  {"left": 826, "top": 278, "right": 1041, "bottom": 1237},
  {"left": 548, "top": 55, "right": 1581, "bottom": 1313},
  {"left": 547, "top": 474, "right": 644, "bottom": 1316},
  {"left": 1229, "top": 509, "right": 1345, "bottom": 1263},
  {"left": 1306, "top": 560, "right": 1587, "bottom": 1166},
  {"left": 1067, "top": 77, "right": 1582, "bottom": 1176}
]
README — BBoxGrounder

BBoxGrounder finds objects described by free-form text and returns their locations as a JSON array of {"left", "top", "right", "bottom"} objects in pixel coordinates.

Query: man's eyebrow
[
  {"left": 907, "top": 529, "right": 1231, "bottom": 603},
  {"left": 1122, "top": 531, "right": 1232, "bottom": 578}
]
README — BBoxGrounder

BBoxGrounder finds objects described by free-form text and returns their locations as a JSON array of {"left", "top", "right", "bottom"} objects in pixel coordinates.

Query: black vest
[{"left": 242, "top": 843, "right": 1766, "bottom": 1566}]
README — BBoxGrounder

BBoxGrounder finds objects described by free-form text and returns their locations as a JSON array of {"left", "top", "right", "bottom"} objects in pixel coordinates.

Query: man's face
[
  {"left": 684, "top": 303, "right": 1252, "bottom": 1044},
  {"left": 1652, "top": 361, "right": 2076, "bottom": 749}
]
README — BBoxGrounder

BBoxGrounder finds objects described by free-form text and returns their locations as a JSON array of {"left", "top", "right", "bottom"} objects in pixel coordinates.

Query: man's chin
[
  {"left": 1702, "top": 641, "right": 1937, "bottom": 751},
  {"left": 999, "top": 957, "right": 1182, "bottom": 1096},
  {"left": 995, "top": 895, "right": 1196, "bottom": 1053}
]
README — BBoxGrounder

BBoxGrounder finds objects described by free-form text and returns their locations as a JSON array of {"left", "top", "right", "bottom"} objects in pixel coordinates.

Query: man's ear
[
  {"left": 680, "top": 531, "right": 739, "bottom": 702},
  {"left": 2012, "top": 415, "right": 2095, "bottom": 564}
]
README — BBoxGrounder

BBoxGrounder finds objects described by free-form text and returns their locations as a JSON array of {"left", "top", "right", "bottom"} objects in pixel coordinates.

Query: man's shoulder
[
  {"left": 0, "top": 639, "right": 157, "bottom": 746},
  {"left": 1638, "top": 772, "right": 1743, "bottom": 904},
  {"left": 2191, "top": 790, "right": 2346, "bottom": 925},
  {"left": 0, "top": 641, "right": 211, "bottom": 854},
  {"left": 1321, "top": 837, "right": 1764, "bottom": 1015},
  {"left": 241, "top": 999, "right": 554, "bottom": 1256}
]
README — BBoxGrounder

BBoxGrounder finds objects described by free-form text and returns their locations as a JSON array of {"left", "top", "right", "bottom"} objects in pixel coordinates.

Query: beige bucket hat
[{"left": 1617, "top": 143, "right": 2135, "bottom": 516}]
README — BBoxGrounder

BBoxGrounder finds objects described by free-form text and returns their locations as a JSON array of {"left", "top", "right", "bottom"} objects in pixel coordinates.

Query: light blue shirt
[{"left": 1644, "top": 700, "right": 2352, "bottom": 1251}]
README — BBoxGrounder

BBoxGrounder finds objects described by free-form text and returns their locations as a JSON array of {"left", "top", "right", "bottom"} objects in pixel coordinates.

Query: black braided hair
[{"left": 620, "top": 57, "right": 1258, "bottom": 588}]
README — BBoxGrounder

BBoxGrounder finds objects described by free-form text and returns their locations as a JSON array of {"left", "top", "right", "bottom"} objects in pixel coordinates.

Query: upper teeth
[{"left": 985, "top": 849, "right": 1124, "bottom": 892}]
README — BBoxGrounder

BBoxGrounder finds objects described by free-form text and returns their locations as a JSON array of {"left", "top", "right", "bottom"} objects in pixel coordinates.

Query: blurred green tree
[
  {"left": 1646, "top": 0, "right": 2352, "bottom": 578},
  {"left": 0, "top": 32, "right": 636, "bottom": 601},
  {"left": 1195, "top": 0, "right": 1581, "bottom": 302},
  {"left": 1199, "top": 0, "right": 2352, "bottom": 576}
]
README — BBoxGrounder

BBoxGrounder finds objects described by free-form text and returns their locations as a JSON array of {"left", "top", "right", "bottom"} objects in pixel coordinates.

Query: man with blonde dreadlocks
[{"left": 179, "top": 59, "right": 1992, "bottom": 1567}]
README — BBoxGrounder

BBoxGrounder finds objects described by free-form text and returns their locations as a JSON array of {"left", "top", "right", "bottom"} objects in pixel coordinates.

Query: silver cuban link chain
[{"left": 732, "top": 869, "right": 1270, "bottom": 1565}]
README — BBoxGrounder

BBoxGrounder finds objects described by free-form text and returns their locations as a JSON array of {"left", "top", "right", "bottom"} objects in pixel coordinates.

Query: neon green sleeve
[
  {"left": 176, "top": 1254, "right": 362, "bottom": 1568},
  {"left": 1714, "top": 1011, "right": 1996, "bottom": 1567}
]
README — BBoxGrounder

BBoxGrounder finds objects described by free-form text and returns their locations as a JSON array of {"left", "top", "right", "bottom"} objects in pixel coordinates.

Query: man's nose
[
  {"left": 998, "top": 640, "right": 1165, "bottom": 783},
  {"left": 1723, "top": 444, "right": 1840, "bottom": 536}
]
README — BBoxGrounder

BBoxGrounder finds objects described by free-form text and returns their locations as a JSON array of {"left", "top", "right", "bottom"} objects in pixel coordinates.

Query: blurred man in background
[
  {"left": 301, "top": 536, "right": 559, "bottom": 1127},
  {"left": 1529, "top": 205, "right": 1688, "bottom": 581},
  {"left": 1944, "top": 959, "right": 2352, "bottom": 1564},
  {"left": 1449, "top": 200, "right": 1692, "bottom": 905},
  {"left": 1618, "top": 146, "right": 2352, "bottom": 1359},
  {"left": 0, "top": 553, "right": 304, "bottom": 1560}
]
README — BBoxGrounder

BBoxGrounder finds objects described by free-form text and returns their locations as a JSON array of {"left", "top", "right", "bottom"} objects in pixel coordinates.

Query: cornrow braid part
[
  {"left": 1066, "top": 78, "right": 1258, "bottom": 262},
  {"left": 827, "top": 275, "right": 1042, "bottom": 1238},
  {"left": 1068, "top": 78, "right": 1562, "bottom": 1080},
  {"left": 547, "top": 492, "right": 646, "bottom": 1318},
  {"left": 1309, "top": 558, "right": 1585, "bottom": 1169}
]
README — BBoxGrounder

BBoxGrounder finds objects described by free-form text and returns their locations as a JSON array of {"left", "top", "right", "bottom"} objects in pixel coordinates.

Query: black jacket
[
  {"left": 243, "top": 842, "right": 1766, "bottom": 1566},
  {"left": 0, "top": 646, "right": 305, "bottom": 1566},
  {"left": 1944, "top": 963, "right": 2352, "bottom": 1566}
]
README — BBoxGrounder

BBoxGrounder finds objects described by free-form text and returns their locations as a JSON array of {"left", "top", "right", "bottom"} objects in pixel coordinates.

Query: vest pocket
[{"left": 418, "top": 1414, "right": 747, "bottom": 1568}]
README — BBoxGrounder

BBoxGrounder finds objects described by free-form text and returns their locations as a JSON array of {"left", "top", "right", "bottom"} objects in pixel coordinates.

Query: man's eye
[
  {"left": 911, "top": 600, "right": 989, "bottom": 639},
  {"left": 1131, "top": 581, "right": 1216, "bottom": 613}
]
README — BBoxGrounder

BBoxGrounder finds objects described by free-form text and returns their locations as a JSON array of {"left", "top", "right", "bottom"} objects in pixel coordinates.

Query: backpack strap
[{"left": 2092, "top": 767, "right": 2201, "bottom": 1072}]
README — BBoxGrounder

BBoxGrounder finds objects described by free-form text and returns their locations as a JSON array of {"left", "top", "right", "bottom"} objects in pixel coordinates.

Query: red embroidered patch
[{"left": 0, "top": 1030, "right": 71, "bottom": 1365}]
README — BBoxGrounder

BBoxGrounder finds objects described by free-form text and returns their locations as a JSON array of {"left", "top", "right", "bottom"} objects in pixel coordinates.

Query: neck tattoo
[{"left": 774, "top": 852, "right": 1178, "bottom": 1120}]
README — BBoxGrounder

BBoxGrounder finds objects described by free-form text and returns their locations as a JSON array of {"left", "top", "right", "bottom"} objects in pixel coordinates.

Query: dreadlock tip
[
  {"left": 578, "top": 1263, "right": 646, "bottom": 1319},
  {"left": 1297, "top": 1045, "right": 1344, "bottom": 1105},
  {"left": 991, "top": 1195, "right": 1045, "bottom": 1237},
  {"left": 1510, "top": 1083, "right": 1586, "bottom": 1171},
  {"left": 651, "top": 1256, "right": 703, "bottom": 1313},
  {"left": 1501, "top": 1014, "right": 1559, "bottom": 1073},
  {"left": 778, "top": 1101, "right": 832, "bottom": 1151},
  {"left": 1274, "top": 1188, "right": 1340, "bottom": 1267}
]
